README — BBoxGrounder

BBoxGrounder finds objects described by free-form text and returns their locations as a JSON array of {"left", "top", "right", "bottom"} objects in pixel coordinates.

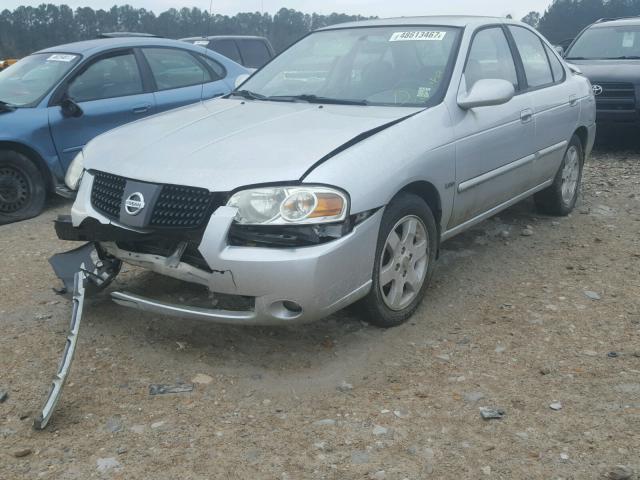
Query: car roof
[
  {"left": 181, "top": 35, "right": 269, "bottom": 41},
  {"left": 592, "top": 17, "right": 640, "bottom": 27},
  {"left": 35, "top": 37, "right": 205, "bottom": 56},
  {"left": 317, "top": 15, "right": 514, "bottom": 30}
]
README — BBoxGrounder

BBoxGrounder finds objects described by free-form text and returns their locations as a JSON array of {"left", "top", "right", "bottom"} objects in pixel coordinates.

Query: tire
[
  {"left": 534, "top": 135, "right": 584, "bottom": 216},
  {"left": 357, "top": 192, "right": 438, "bottom": 328},
  {"left": 0, "top": 150, "right": 46, "bottom": 225}
]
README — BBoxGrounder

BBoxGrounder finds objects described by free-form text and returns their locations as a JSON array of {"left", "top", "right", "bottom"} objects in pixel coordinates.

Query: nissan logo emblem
[
  {"left": 592, "top": 84, "right": 603, "bottom": 96},
  {"left": 124, "top": 192, "right": 145, "bottom": 215}
]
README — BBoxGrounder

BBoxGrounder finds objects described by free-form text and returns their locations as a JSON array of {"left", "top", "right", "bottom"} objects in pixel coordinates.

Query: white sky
[{"left": 1, "top": 1, "right": 553, "bottom": 21}]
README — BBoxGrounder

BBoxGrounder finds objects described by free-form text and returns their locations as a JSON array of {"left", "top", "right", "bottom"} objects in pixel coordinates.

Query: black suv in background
[
  {"left": 565, "top": 17, "right": 640, "bottom": 132},
  {"left": 181, "top": 35, "right": 275, "bottom": 69}
]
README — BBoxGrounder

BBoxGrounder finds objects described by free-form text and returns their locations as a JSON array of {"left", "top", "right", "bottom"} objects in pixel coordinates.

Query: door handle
[
  {"left": 520, "top": 109, "right": 533, "bottom": 123},
  {"left": 569, "top": 94, "right": 578, "bottom": 107},
  {"left": 132, "top": 104, "right": 152, "bottom": 114}
]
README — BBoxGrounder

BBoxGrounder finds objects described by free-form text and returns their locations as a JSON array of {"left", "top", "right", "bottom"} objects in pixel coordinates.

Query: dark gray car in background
[
  {"left": 181, "top": 35, "right": 276, "bottom": 69},
  {"left": 565, "top": 17, "right": 640, "bottom": 131}
]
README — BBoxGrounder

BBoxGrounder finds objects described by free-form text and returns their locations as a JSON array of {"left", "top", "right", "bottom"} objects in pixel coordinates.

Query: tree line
[
  {"left": 3, "top": 1, "right": 640, "bottom": 60},
  {"left": 523, "top": 0, "right": 640, "bottom": 43},
  {"left": 0, "top": 4, "right": 370, "bottom": 58}
]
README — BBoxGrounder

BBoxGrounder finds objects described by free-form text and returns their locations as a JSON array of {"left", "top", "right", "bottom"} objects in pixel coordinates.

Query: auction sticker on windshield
[
  {"left": 390, "top": 31, "right": 447, "bottom": 42},
  {"left": 47, "top": 54, "right": 77, "bottom": 62},
  {"left": 194, "top": 40, "right": 209, "bottom": 46}
]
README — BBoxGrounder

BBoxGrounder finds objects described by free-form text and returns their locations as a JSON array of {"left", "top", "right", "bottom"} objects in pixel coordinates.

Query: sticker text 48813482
[{"left": 389, "top": 31, "right": 447, "bottom": 42}]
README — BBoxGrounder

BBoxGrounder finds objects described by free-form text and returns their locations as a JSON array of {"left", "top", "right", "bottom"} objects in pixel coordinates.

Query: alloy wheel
[{"left": 379, "top": 215, "right": 429, "bottom": 311}]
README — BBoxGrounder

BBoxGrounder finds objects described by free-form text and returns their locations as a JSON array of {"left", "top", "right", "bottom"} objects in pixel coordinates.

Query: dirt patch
[{"left": 1, "top": 149, "right": 638, "bottom": 479}]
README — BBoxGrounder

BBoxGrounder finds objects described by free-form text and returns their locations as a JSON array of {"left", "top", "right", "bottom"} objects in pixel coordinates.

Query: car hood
[
  {"left": 84, "top": 98, "right": 421, "bottom": 191},
  {"left": 568, "top": 59, "right": 640, "bottom": 83}
]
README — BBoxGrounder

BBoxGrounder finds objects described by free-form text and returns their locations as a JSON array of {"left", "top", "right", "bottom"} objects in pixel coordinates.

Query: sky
[{"left": 2, "top": 1, "right": 554, "bottom": 21}]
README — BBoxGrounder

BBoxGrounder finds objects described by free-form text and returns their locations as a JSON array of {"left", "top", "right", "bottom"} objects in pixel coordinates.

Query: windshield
[
  {"left": 239, "top": 26, "right": 461, "bottom": 107},
  {"left": 0, "top": 52, "right": 80, "bottom": 107},
  {"left": 567, "top": 25, "right": 640, "bottom": 59}
]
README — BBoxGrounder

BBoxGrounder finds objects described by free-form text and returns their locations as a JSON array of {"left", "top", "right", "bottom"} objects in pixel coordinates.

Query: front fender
[{"left": 303, "top": 104, "right": 455, "bottom": 231}]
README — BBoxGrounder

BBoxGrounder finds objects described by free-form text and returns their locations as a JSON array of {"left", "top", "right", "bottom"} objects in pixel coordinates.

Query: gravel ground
[{"left": 0, "top": 147, "right": 639, "bottom": 480}]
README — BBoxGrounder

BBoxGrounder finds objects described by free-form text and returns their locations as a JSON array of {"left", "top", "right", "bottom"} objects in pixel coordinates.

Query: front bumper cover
[{"left": 56, "top": 183, "right": 383, "bottom": 324}]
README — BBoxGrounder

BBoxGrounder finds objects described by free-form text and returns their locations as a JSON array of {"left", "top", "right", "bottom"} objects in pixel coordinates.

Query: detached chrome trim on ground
[{"left": 34, "top": 270, "right": 87, "bottom": 430}]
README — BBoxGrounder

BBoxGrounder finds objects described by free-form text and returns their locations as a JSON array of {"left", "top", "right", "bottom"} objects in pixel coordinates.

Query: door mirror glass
[
  {"left": 235, "top": 73, "right": 251, "bottom": 89},
  {"left": 457, "top": 78, "right": 515, "bottom": 110},
  {"left": 60, "top": 95, "right": 83, "bottom": 117}
]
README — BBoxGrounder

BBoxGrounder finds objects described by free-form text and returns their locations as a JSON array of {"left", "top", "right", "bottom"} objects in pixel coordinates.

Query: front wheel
[
  {"left": 357, "top": 193, "right": 438, "bottom": 328},
  {"left": 534, "top": 135, "right": 584, "bottom": 216},
  {"left": 0, "top": 150, "right": 46, "bottom": 225}
]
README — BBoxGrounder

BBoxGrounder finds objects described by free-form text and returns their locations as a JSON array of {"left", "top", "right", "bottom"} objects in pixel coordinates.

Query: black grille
[
  {"left": 91, "top": 171, "right": 126, "bottom": 218},
  {"left": 150, "top": 184, "right": 213, "bottom": 228},
  {"left": 595, "top": 82, "right": 636, "bottom": 111},
  {"left": 90, "top": 171, "right": 218, "bottom": 229}
]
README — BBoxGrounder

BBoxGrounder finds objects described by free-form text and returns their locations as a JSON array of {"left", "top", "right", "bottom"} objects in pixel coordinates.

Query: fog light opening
[
  {"left": 269, "top": 300, "right": 304, "bottom": 320},
  {"left": 283, "top": 300, "right": 302, "bottom": 314}
]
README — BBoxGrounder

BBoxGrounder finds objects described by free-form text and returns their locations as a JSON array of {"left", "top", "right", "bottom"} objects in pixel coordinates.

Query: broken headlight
[
  {"left": 227, "top": 186, "right": 348, "bottom": 225},
  {"left": 65, "top": 151, "right": 84, "bottom": 191}
]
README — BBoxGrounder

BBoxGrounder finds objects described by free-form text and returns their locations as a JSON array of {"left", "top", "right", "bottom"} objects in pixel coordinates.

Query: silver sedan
[{"left": 58, "top": 16, "right": 596, "bottom": 327}]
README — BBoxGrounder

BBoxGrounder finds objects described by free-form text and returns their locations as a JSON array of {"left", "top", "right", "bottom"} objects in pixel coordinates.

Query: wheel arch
[
  {"left": 0, "top": 141, "right": 54, "bottom": 192},
  {"left": 394, "top": 180, "right": 443, "bottom": 234},
  {"left": 574, "top": 126, "right": 589, "bottom": 153}
]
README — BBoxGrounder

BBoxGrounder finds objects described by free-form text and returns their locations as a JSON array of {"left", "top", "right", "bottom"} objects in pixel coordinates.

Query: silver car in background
[{"left": 58, "top": 16, "right": 596, "bottom": 328}]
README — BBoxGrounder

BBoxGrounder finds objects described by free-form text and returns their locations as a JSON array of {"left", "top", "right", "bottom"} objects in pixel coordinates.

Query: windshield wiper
[
  {"left": 229, "top": 89, "right": 268, "bottom": 101},
  {"left": 565, "top": 56, "right": 586, "bottom": 60},
  {"left": 267, "top": 94, "right": 368, "bottom": 106},
  {"left": 606, "top": 55, "right": 640, "bottom": 60},
  {"left": 0, "top": 100, "right": 17, "bottom": 112}
]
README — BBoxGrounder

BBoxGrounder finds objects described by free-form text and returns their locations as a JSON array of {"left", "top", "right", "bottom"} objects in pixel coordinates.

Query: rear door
[
  {"left": 449, "top": 26, "right": 536, "bottom": 228},
  {"left": 48, "top": 49, "right": 156, "bottom": 170},
  {"left": 140, "top": 47, "right": 229, "bottom": 113},
  {"left": 507, "top": 26, "right": 579, "bottom": 186}
]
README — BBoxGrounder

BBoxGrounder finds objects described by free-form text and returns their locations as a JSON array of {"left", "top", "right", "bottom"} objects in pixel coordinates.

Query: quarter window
[
  {"left": 68, "top": 52, "right": 142, "bottom": 102},
  {"left": 465, "top": 27, "right": 518, "bottom": 90},
  {"left": 544, "top": 43, "right": 565, "bottom": 82},
  {"left": 509, "top": 26, "right": 554, "bottom": 88},
  {"left": 142, "top": 48, "right": 211, "bottom": 91},
  {"left": 197, "top": 54, "right": 226, "bottom": 80}
]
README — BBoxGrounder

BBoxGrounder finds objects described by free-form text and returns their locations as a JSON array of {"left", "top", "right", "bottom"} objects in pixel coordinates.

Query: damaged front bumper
[{"left": 55, "top": 197, "right": 383, "bottom": 325}]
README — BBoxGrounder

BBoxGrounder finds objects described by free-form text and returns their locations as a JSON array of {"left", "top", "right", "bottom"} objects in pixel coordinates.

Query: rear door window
[
  {"left": 509, "top": 26, "right": 554, "bottom": 88},
  {"left": 210, "top": 40, "right": 243, "bottom": 64},
  {"left": 238, "top": 39, "right": 272, "bottom": 68},
  {"left": 142, "top": 48, "right": 211, "bottom": 90}
]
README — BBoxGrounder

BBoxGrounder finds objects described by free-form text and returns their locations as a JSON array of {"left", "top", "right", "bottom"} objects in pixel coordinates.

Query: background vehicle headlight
[
  {"left": 64, "top": 151, "right": 84, "bottom": 191},
  {"left": 227, "top": 186, "right": 348, "bottom": 225}
]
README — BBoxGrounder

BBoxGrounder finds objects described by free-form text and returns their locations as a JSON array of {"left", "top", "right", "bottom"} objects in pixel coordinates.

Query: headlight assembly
[
  {"left": 227, "top": 186, "right": 348, "bottom": 225},
  {"left": 64, "top": 151, "right": 85, "bottom": 191}
]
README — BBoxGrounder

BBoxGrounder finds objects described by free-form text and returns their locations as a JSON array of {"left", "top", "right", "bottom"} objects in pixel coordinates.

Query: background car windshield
[
  {"left": 0, "top": 52, "right": 79, "bottom": 106},
  {"left": 241, "top": 26, "right": 460, "bottom": 106},
  {"left": 567, "top": 26, "right": 640, "bottom": 59}
]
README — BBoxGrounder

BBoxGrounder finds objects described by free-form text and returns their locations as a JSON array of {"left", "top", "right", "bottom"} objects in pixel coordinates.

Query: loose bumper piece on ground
[{"left": 34, "top": 270, "right": 87, "bottom": 430}]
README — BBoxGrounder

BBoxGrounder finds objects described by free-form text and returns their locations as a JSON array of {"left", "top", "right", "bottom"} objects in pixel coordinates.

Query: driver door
[
  {"left": 449, "top": 26, "right": 536, "bottom": 228},
  {"left": 48, "top": 49, "right": 156, "bottom": 170}
]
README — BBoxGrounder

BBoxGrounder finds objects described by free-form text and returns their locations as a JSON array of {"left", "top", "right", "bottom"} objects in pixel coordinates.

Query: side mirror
[
  {"left": 60, "top": 96, "right": 83, "bottom": 118},
  {"left": 554, "top": 45, "right": 565, "bottom": 57},
  {"left": 457, "top": 79, "right": 515, "bottom": 110},
  {"left": 234, "top": 73, "right": 250, "bottom": 89}
]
